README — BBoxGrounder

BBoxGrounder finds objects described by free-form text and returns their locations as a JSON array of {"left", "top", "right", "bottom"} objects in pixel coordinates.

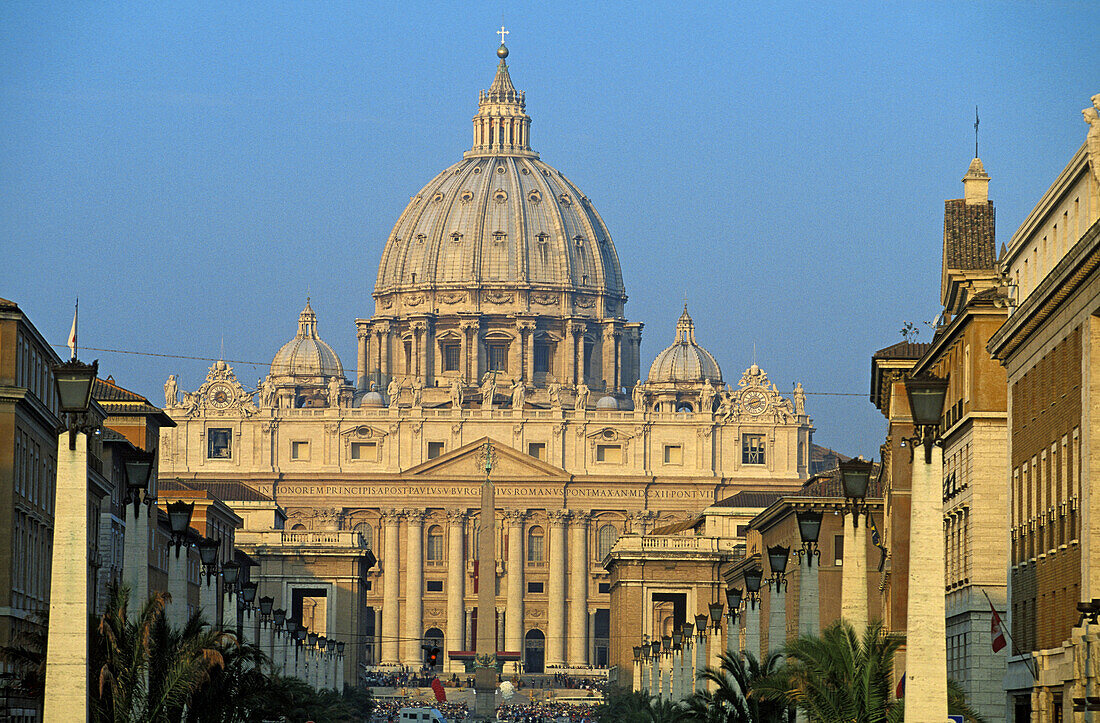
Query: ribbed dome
[
  {"left": 271, "top": 301, "right": 344, "bottom": 379},
  {"left": 373, "top": 47, "right": 625, "bottom": 307},
  {"left": 647, "top": 307, "right": 722, "bottom": 384}
]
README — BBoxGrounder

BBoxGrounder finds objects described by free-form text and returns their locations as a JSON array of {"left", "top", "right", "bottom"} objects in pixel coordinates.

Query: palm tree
[
  {"left": 681, "top": 650, "right": 791, "bottom": 723},
  {"left": 755, "top": 619, "right": 986, "bottom": 723},
  {"left": 91, "top": 582, "right": 229, "bottom": 722},
  {"left": 183, "top": 638, "right": 269, "bottom": 722},
  {"left": 754, "top": 619, "right": 902, "bottom": 723}
]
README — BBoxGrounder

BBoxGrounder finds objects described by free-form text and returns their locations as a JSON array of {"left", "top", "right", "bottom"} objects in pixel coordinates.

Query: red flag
[
  {"left": 991, "top": 607, "right": 1007, "bottom": 652},
  {"left": 431, "top": 676, "right": 447, "bottom": 703},
  {"left": 895, "top": 673, "right": 905, "bottom": 699}
]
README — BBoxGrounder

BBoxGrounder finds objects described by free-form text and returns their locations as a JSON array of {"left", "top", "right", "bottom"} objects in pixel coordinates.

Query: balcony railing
[{"left": 236, "top": 529, "right": 370, "bottom": 549}]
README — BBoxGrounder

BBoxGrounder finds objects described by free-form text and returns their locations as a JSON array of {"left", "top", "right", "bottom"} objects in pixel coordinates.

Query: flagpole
[{"left": 981, "top": 588, "right": 1038, "bottom": 680}]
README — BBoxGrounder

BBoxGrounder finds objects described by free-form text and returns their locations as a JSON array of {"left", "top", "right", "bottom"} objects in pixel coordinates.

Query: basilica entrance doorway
[{"left": 524, "top": 629, "right": 545, "bottom": 674}]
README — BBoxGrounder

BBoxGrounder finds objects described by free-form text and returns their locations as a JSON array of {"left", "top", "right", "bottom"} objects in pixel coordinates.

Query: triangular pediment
[{"left": 405, "top": 436, "right": 568, "bottom": 479}]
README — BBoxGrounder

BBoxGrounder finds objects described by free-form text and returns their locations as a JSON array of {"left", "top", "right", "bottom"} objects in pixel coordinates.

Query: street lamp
[
  {"left": 767, "top": 545, "right": 790, "bottom": 590},
  {"left": 326, "top": 638, "right": 336, "bottom": 653},
  {"left": 795, "top": 510, "right": 823, "bottom": 565},
  {"left": 258, "top": 595, "right": 274, "bottom": 621},
  {"left": 166, "top": 500, "right": 195, "bottom": 555},
  {"left": 197, "top": 537, "right": 220, "bottom": 584},
  {"left": 52, "top": 358, "right": 99, "bottom": 449},
  {"left": 309, "top": 632, "right": 319, "bottom": 648},
  {"left": 221, "top": 559, "right": 241, "bottom": 592},
  {"left": 744, "top": 567, "right": 763, "bottom": 604},
  {"left": 660, "top": 635, "right": 671, "bottom": 656},
  {"left": 839, "top": 458, "right": 874, "bottom": 525},
  {"left": 672, "top": 628, "right": 683, "bottom": 650},
  {"left": 694, "top": 613, "right": 708, "bottom": 634},
  {"left": 904, "top": 373, "right": 950, "bottom": 463},
  {"left": 336, "top": 641, "right": 345, "bottom": 655},
  {"left": 240, "top": 581, "right": 258, "bottom": 608},
  {"left": 273, "top": 608, "right": 287, "bottom": 631},
  {"left": 707, "top": 601, "right": 724, "bottom": 631},
  {"left": 726, "top": 587, "right": 743, "bottom": 620},
  {"left": 123, "top": 448, "right": 154, "bottom": 516}
]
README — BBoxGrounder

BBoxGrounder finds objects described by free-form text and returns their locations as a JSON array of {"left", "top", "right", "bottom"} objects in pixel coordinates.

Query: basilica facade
[{"left": 158, "top": 43, "right": 815, "bottom": 678}]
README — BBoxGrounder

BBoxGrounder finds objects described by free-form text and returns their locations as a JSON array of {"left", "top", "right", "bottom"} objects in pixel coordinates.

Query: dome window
[
  {"left": 558, "top": 193, "right": 572, "bottom": 206},
  {"left": 573, "top": 235, "right": 584, "bottom": 248},
  {"left": 494, "top": 189, "right": 508, "bottom": 204},
  {"left": 492, "top": 231, "right": 507, "bottom": 244},
  {"left": 473, "top": 167, "right": 482, "bottom": 174},
  {"left": 432, "top": 192, "right": 444, "bottom": 203},
  {"left": 450, "top": 232, "right": 463, "bottom": 242},
  {"left": 528, "top": 189, "right": 541, "bottom": 204},
  {"left": 496, "top": 165, "right": 506, "bottom": 174},
  {"left": 416, "top": 234, "right": 426, "bottom": 244}
]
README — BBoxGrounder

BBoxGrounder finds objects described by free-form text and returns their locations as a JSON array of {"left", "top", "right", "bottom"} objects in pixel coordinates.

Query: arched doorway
[
  {"left": 424, "top": 627, "right": 444, "bottom": 670},
  {"left": 524, "top": 629, "right": 545, "bottom": 674}
]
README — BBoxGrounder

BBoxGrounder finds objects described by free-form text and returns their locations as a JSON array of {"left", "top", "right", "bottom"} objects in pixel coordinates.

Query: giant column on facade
[
  {"left": 404, "top": 509, "right": 427, "bottom": 664},
  {"left": 446, "top": 510, "right": 467, "bottom": 671},
  {"left": 381, "top": 509, "right": 401, "bottom": 665},
  {"left": 568, "top": 512, "right": 589, "bottom": 666},
  {"left": 547, "top": 509, "right": 569, "bottom": 667},
  {"left": 504, "top": 510, "right": 526, "bottom": 666}
]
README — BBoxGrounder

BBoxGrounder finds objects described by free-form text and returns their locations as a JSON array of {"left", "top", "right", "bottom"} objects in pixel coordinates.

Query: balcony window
[
  {"left": 527, "top": 525, "right": 545, "bottom": 562},
  {"left": 443, "top": 343, "right": 460, "bottom": 372},
  {"left": 208, "top": 429, "right": 231, "bottom": 459},
  {"left": 742, "top": 434, "right": 765, "bottom": 465},
  {"left": 596, "top": 444, "right": 621, "bottom": 464},
  {"left": 427, "top": 525, "right": 444, "bottom": 561}
]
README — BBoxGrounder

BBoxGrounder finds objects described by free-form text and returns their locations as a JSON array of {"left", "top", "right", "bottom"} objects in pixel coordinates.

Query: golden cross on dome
[{"left": 497, "top": 25, "right": 509, "bottom": 46}]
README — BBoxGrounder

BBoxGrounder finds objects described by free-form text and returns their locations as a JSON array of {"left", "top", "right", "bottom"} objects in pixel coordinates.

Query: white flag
[{"left": 67, "top": 303, "right": 77, "bottom": 359}]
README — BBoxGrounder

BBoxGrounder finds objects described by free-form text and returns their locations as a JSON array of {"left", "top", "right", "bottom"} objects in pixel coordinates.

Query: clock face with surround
[
  {"left": 742, "top": 389, "right": 768, "bottom": 415},
  {"left": 207, "top": 383, "right": 233, "bottom": 409}
]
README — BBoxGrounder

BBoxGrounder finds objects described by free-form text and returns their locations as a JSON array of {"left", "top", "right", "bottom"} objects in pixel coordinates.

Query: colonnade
[{"left": 376, "top": 506, "right": 594, "bottom": 670}]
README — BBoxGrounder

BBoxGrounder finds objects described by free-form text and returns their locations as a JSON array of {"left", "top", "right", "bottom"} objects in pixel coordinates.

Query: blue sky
[{"left": 2, "top": 2, "right": 1097, "bottom": 458}]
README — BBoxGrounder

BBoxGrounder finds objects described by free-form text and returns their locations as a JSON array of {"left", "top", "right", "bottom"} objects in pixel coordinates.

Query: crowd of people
[{"left": 368, "top": 700, "right": 599, "bottom": 723}]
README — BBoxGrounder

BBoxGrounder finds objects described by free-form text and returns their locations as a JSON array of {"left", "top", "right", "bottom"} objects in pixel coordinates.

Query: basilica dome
[
  {"left": 271, "top": 301, "right": 344, "bottom": 380},
  {"left": 373, "top": 47, "right": 626, "bottom": 315},
  {"left": 647, "top": 307, "right": 722, "bottom": 384}
]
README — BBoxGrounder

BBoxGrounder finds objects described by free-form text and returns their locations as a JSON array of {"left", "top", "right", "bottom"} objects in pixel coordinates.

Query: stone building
[
  {"left": 158, "top": 44, "right": 817, "bottom": 681},
  {"left": 988, "top": 95, "right": 1100, "bottom": 721}
]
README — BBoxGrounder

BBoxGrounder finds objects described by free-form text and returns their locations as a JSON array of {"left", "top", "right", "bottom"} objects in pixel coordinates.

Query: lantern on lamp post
[
  {"left": 123, "top": 448, "right": 154, "bottom": 516},
  {"left": 795, "top": 510, "right": 822, "bottom": 564},
  {"left": 166, "top": 500, "right": 195, "bottom": 555},
  {"left": 197, "top": 537, "right": 220, "bottom": 584},
  {"left": 839, "top": 458, "right": 874, "bottom": 525}
]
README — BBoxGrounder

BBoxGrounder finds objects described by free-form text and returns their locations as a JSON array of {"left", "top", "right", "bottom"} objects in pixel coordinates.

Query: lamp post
[
  {"left": 646, "top": 641, "right": 658, "bottom": 697},
  {"left": 121, "top": 447, "right": 155, "bottom": 613},
  {"left": 632, "top": 645, "right": 643, "bottom": 693},
  {"left": 681, "top": 621, "right": 694, "bottom": 700},
  {"left": 795, "top": 510, "right": 823, "bottom": 636},
  {"left": 839, "top": 459, "right": 873, "bottom": 634},
  {"left": 707, "top": 600, "right": 724, "bottom": 688},
  {"left": 239, "top": 581, "right": 258, "bottom": 645},
  {"left": 196, "top": 537, "right": 220, "bottom": 626},
  {"left": 725, "top": 587, "right": 742, "bottom": 657},
  {"left": 766, "top": 546, "right": 790, "bottom": 656},
  {"left": 165, "top": 500, "right": 195, "bottom": 629},
  {"left": 221, "top": 559, "right": 241, "bottom": 632},
  {"left": 43, "top": 357, "right": 98, "bottom": 723},
  {"left": 336, "top": 639, "right": 346, "bottom": 691},
  {"left": 743, "top": 567, "right": 763, "bottom": 661},
  {"left": 671, "top": 627, "right": 684, "bottom": 701},
  {"left": 902, "top": 372, "right": 949, "bottom": 722},
  {"left": 694, "top": 613, "right": 708, "bottom": 694},
  {"left": 273, "top": 608, "right": 287, "bottom": 675},
  {"left": 660, "top": 635, "right": 672, "bottom": 701}
]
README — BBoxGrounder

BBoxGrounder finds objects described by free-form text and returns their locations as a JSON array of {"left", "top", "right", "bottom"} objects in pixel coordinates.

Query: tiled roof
[
  {"left": 94, "top": 376, "right": 151, "bottom": 403},
  {"left": 871, "top": 341, "right": 930, "bottom": 360},
  {"left": 649, "top": 516, "right": 703, "bottom": 535},
  {"left": 943, "top": 199, "right": 996, "bottom": 272},
  {"left": 164, "top": 479, "right": 273, "bottom": 502},
  {"left": 712, "top": 490, "right": 782, "bottom": 509}
]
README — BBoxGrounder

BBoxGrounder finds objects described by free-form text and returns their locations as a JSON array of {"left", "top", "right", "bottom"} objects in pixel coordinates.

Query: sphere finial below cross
[{"left": 496, "top": 25, "right": 509, "bottom": 58}]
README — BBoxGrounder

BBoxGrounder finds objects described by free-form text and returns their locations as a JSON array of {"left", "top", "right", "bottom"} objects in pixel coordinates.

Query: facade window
[
  {"left": 583, "top": 341, "right": 594, "bottom": 379},
  {"left": 527, "top": 581, "right": 544, "bottom": 594},
  {"left": 663, "top": 445, "right": 683, "bottom": 465},
  {"left": 598, "top": 582, "right": 610, "bottom": 594},
  {"left": 488, "top": 343, "right": 508, "bottom": 372},
  {"left": 351, "top": 441, "right": 377, "bottom": 461},
  {"left": 427, "top": 441, "right": 445, "bottom": 459},
  {"left": 596, "top": 444, "right": 621, "bottom": 463},
  {"left": 207, "top": 428, "right": 231, "bottom": 459},
  {"left": 426, "top": 580, "right": 444, "bottom": 593},
  {"left": 596, "top": 524, "right": 620, "bottom": 560},
  {"left": 527, "top": 525, "right": 545, "bottom": 562},
  {"left": 534, "top": 342, "right": 552, "bottom": 374},
  {"left": 834, "top": 533, "right": 844, "bottom": 566},
  {"left": 742, "top": 434, "right": 766, "bottom": 465},
  {"left": 354, "top": 522, "right": 373, "bottom": 550},
  {"left": 426, "top": 525, "right": 444, "bottom": 561},
  {"left": 443, "top": 343, "right": 460, "bottom": 372},
  {"left": 528, "top": 442, "right": 546, "bottom": 461},
  {"left": 291, "top": 441, "right": 310, "bottom": 460},
  {"left": 404, "top": 340, "right": 413, "bottom": 375}
]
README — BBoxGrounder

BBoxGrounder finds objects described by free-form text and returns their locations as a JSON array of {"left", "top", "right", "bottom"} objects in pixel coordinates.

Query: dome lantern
[{"left": 468, "top": 43, "right": 535, "bottom": 158}]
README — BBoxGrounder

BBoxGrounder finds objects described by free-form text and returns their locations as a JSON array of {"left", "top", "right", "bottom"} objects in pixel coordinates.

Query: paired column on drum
[
  {"left": 568, "top": 513, "right": 590, "bottom": 666},
  {"left": 504, "top": 510, "right": 526, "bottom": 664},
  {"left": 381, "top": 509, "right": 401, "bottom": 665},
  {"left": 446, "top": 510, "right": 467, "bottom": 670},
  {"left": 404, "top": 509, "right": 427, "bottom": 665},
  {"left": 547, "top": 510, "right": 569, "bottom": 667}
]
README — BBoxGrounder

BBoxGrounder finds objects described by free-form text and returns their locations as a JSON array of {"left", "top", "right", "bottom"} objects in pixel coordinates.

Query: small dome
[
  {"left": 647, "top": 306, "right": 722, "bottom": 384},
  {"left": 271, "top": 300, "right": 344, "bottom": 379},
  {"left": 596, "top": 395, "right": 619, "bottom": 410},
  {"left": 357, "top": 390, "right": 385, "bottom": 408}
]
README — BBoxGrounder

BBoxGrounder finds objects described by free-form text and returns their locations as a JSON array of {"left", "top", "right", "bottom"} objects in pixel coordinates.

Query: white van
[{"left": 398, "top": 707, "right": 447, "bottom": 723}]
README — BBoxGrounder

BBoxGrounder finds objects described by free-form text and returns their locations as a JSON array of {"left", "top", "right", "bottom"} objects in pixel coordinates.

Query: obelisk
[{"left": 473, "top": 440, "right": 498, "bottom": 721}]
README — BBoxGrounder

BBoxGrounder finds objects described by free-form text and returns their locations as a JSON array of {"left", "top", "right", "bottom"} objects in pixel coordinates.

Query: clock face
[
  {"left": 208, "top": 383, "right": 233, "bottom": 409},
  {"left": 742, "top": 389, "right": 768, "bottom": 415}
]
